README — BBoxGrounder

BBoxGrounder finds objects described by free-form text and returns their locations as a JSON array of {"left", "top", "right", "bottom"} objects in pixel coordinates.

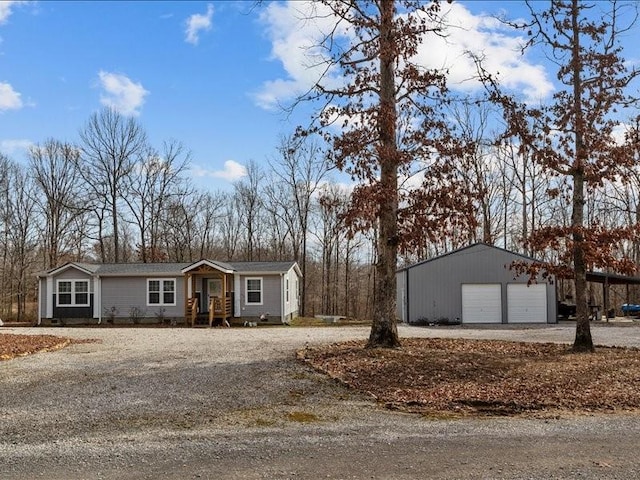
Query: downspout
[
  {"left": 37, "top": 275, "right": 42, "bottom": 326},
  {"left": 281, "top": 273, "right": 285, "bottom": 325},
  {"left": 96, "top": 275, "right": 102, "bottom": 325}
]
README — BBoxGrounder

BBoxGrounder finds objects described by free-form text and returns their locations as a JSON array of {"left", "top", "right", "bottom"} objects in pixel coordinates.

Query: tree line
[{"left": 0, "top": 110, "right": 378, "bottom": 321}]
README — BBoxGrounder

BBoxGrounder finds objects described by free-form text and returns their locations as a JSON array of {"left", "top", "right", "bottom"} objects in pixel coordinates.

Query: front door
[{"left": 206, "top": 278, "right": 223, "bottom": 312}]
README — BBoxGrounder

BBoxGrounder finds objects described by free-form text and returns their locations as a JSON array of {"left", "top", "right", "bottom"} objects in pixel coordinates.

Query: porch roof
[{"left": 181, "top": 259, "right": 235, "bottom": 274}]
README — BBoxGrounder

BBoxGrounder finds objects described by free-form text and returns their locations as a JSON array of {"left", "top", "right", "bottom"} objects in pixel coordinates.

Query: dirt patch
[
  {"left": 0, "top": 333, "right": 95, "bottom": 361},
  {"left": 298, "top": 337, "right": 640, "bottom": 417}
]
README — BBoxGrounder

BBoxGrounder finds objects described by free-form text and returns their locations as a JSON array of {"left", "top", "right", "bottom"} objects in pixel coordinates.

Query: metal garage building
[{"left": 396, "top": 243, "right": 557, "bottom": 325}]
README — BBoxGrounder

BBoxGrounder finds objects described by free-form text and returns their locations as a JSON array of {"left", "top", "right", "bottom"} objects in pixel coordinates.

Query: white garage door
[
  {"left": 461, "top": 284, "right": 502, "bottom": 324},
  {"left": 507, "top": 283, "right": 547, "bottom": 323}
]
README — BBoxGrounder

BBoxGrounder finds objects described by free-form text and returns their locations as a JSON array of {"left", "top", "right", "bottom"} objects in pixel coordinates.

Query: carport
[{"left": 585, "top": 271, "right": 640, "bottom": 320}]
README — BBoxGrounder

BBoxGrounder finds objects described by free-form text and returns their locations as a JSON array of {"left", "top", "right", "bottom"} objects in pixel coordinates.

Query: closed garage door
[
  {"left": 507, "top": 283, "right": 547, "bottom": 323},
  {"left": 461, "top": 284, "right": 502, "bottom": 324}
]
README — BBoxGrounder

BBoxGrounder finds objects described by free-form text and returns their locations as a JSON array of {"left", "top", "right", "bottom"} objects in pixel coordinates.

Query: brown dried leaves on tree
[
  {"left": 477, "top": 0, "right": 640, "bottom": 352},
  {"left": 296, "top": 1, "right": 477, "bottom": 347}
]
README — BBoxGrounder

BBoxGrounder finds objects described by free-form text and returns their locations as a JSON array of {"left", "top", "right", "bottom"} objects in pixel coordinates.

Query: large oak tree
[{"left": 295, "top": 0, "right": 473, "bottom": 347}]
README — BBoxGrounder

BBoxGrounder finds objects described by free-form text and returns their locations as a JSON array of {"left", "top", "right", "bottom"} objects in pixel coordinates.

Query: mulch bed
[
  {"left": 0, "top": 333, "right": 94, "bottom": 361},
  {"left": 298, "top": 338, "right": 640, "bottom": 417}
]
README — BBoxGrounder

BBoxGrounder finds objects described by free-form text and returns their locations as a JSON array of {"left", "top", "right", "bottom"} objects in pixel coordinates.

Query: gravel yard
[{"left": 3, "top": 323, "right": 640, "bottom": 479}]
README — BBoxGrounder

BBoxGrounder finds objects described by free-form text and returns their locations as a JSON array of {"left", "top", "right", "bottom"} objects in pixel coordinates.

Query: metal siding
[
  {"left": 405, "top": 244, "right": 555, "bottom": 324},
  {"left": 396, "top": 270, "right": 407, "bottom": 322},
  {"left": 100, "top": 276, "right": 185, "bottom": 319},
  {"left": 507, "top": 283, "right": 547, "bottom": 323},
  {"left": 462, "top": 284, "right": 502, "bottom": 323},
  {"left": 407, "top": 253, "right": 463, "bottom": 324},
  {"left": 239, "top": 275, "right": 282, "bottom": 318}
]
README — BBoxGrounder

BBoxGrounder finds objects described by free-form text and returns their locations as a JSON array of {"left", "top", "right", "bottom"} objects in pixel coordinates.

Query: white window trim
[
  {"left": 147, "top": 278, "right": 177, "bottom": 307},
  {"left": 56, "top": 279, "right": 90, "bottom": 307},
  {"left": 245, "top": 277, "right": 263, "bottom": 306}
]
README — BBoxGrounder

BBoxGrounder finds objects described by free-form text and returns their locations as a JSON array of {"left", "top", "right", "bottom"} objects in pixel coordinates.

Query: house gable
[{"left": 182, "top": 259, "right": 235, "bottom": 275}]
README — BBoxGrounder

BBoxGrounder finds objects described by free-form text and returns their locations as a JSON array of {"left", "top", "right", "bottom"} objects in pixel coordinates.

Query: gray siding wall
[
  {"left": 39, "top": 278, "right": 47, "bottom": 319},
  {"left": 56, "top": 267, "right": 94, "bottom": 287},
  {"left": 100, "top": 276, "right": 185, "bottom": 319},
  {"left": 403, "top": 244, "right": 556, "bottom": 324},
  {"left": 283, "top": 267, "right": 300, "bottom": 318},
  {"left": 238, "top": 274, "right": 282, "bottom": 318}
]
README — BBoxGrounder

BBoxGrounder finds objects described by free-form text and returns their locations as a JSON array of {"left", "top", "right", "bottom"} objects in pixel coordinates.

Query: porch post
[
  {"left": 234, "top": 274, "right": 241, "bottom": 317},
  {"left": 222, "top": 274, "right": 227, "bottom": 318},
  {"left": 184, "top": 273, "right": 190, "bottom": 317}
]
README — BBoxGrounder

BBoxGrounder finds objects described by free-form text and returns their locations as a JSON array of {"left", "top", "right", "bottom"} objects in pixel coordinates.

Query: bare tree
[
  {"left": 192, "top": 190, "right": 227, "bottom": 259},
  {"left": 449, "top": 101, "right": 505, "bottom": 245},
  {"left": 268, "top": 134, "right": 330, "bottom": 315},
  {"left": 124, "top": 140, "right": 191, "bottom": 262},
  {"left": 234, "top": 160, "right": 263, "bottom": 261},
  {"left": 29, "top": 139, "right": 85, "bottom": 268},
  {"left": 0, "top": 159, "right": 38, "bottom": 319},
  {"left": 218, "top": 192, "right": 242, "bottom": 261},
  {"left": 79, "top": 107, "right": 148, "bottom": 262}
]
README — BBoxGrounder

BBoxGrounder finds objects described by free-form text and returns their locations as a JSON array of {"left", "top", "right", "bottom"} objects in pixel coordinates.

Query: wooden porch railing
[
  {"left": 208, "top": 296, "right": 232, "bottom": 327},
  {"left": 186, "top": 297, "right": 198, "bottom": 327}
]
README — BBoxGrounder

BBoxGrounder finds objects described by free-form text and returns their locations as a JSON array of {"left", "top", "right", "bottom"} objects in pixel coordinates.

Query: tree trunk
[
  {"left": 367, "top": 0, "right": 400, "bottom": 348},
  {"left": 572, "top": 171, "right": 593, "bottom": 351},
  {"left": 570, "top": 0, "right": 593, "bottom": 352}
]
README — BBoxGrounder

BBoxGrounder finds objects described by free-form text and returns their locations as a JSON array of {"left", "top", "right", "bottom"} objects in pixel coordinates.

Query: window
[
  {"left": 285, "top": 278, "right": 289, "bottom": 303},
  {"left": 56, "top": 280, "right": 90, "bottom": 307},
  {"left": 245, "top": 277, "right": 263, "bottom": 305},
  {"left": 147, "top": 278, "right": 176, "bottom": 306}
]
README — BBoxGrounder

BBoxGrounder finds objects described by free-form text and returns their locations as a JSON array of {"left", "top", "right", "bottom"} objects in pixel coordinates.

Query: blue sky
[{"left": 1, "top": 1, "right": 637, "bottom": 191}]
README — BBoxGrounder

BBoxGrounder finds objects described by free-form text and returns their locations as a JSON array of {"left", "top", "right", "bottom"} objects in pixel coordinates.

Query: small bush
[{"left": 129, "top": 306, "right": 145, "bottom": 325}]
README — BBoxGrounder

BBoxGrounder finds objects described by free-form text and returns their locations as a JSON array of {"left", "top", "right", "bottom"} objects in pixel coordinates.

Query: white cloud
[
  {"left": 425, "top": 3, "right": 553, "bottom": 102},
  {"left": 0, "top": 81, "right": 22, "bottom": 110},
  {"left": 185, "top": 4, "right": 214, "bottom": 45},
  {"left": 254, "top": 1, "right": 351, "bottom": 110},
  {"left": 0, "top": 138, "right": 32, "bottom": 156},
  {"left": 0, "top": 1, "right": 26, "bottom": 25},
  {"left": 193, "top": 160, "right": 247, "bottom": 182},
  {"left": 255, "top": 1, "right": 554, "bottom": 110},
  {"left": 611, "top": 122, "right": 633, "bottom": 146},
  {"left": 97, "top": 71, "right": 149, "bottom": 116}
]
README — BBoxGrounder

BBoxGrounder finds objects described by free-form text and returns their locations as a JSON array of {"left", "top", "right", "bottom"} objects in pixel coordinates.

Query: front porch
[{"left": 183, "top": 261, "right": 235, "bottom": 327}]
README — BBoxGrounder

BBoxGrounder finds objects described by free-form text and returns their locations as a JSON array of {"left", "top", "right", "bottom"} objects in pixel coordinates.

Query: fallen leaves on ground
[
  {"left": 0, "top": 334, "right": 91, "bottom": 361},
  {"left": 298, "top": 338, "right": 640, "bottom": 417}
]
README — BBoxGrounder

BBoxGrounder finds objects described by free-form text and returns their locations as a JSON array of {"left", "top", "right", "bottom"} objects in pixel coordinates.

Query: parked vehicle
[{"left": 621, "top": 304, "right": 640, "bottom": 316}]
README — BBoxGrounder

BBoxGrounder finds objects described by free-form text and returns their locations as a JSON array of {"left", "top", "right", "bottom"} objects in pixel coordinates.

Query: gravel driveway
[{"left": 2, "top": 323, "right": 640, "bottom": 479}]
